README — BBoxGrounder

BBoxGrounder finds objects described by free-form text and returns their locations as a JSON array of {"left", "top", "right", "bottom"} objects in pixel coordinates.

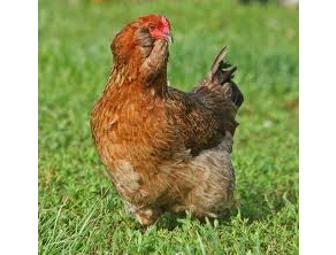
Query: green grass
[{"left": 39, "top": 0, "right": 298, "bottom": 254}]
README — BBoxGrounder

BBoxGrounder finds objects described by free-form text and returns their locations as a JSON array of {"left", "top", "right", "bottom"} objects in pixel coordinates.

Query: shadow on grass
[
  {"left": 153, "top": 186, "right": 295, "bottom": 230},
  {"left": 237, "top": 192, "right": 287, "bottom": 223}
]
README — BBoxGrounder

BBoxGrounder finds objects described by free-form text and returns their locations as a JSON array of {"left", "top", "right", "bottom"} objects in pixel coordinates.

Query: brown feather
[{"left": 90, "top": 15, "right": 244, "bottom": 226}]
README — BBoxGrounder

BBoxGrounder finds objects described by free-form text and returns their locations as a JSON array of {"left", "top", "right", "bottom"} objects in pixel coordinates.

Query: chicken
[{"left": 90, "top": 15, "right": 244, "bottom": 226}]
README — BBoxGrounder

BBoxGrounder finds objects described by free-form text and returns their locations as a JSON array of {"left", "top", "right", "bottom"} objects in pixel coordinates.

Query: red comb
[{"left": 160, "top": 16, "right": 170, "bottom": 33}]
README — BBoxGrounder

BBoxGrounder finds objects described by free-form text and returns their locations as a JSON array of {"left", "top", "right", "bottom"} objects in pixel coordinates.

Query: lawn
[{"left": 38, "top": 0, "right": 298, "bottom": 254}]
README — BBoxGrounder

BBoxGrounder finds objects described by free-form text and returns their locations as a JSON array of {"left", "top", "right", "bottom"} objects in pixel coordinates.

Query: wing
[
  {"left": 166, "top": 87, "right": 222, "bottom": 156},
  {"left": 166, "top": 47, "right": 244, "bottom": 156}
]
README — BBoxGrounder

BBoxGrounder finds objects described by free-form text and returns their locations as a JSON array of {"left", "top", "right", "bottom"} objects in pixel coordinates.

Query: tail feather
[
  {"left": 192, "top": 46, "right": 244, "bottom": 136},
  {"left": 209, "top": 46, "right": 228, "bottom": 80},
  {"left": 229, "top": 82, "right": 244, "bottom": 108},
  {"left": 208, "top": 46, "right": 244, "bottom": 108}
]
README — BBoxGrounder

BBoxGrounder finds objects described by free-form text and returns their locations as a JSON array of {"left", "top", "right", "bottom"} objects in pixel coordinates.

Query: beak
[{"left": 165, "top": 32, "right": 174, "bottom": 44}]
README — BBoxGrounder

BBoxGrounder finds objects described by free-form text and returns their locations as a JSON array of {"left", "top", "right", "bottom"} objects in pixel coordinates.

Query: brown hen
[{"left": 90, "top": 15, "right": 244, "bottom": 226}]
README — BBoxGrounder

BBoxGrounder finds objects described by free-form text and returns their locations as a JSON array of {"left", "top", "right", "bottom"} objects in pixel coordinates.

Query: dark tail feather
[
  {"left": 229, "top": 82, "right": 244, "bottom": 108},
  {"left": 209, "top": 46, "right": 244, "bottom": 108}
]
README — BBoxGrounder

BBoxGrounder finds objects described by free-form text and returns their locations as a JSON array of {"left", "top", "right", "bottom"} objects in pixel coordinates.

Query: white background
[
  {"left": 0, "top": 0, "right": 38, "bottom": 254},
  {"left": 300, "top": 0, "right": 336, "bottom": 254}
]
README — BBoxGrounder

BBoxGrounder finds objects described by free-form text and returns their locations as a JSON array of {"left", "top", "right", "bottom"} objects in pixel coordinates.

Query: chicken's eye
[{"left": 148, "top": 24, "right": 155, "bottom": 31}]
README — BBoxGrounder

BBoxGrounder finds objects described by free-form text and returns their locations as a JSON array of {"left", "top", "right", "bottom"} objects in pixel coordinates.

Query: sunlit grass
[{"left": 39, "top": 0, "right": 298, "bottom": 254}]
